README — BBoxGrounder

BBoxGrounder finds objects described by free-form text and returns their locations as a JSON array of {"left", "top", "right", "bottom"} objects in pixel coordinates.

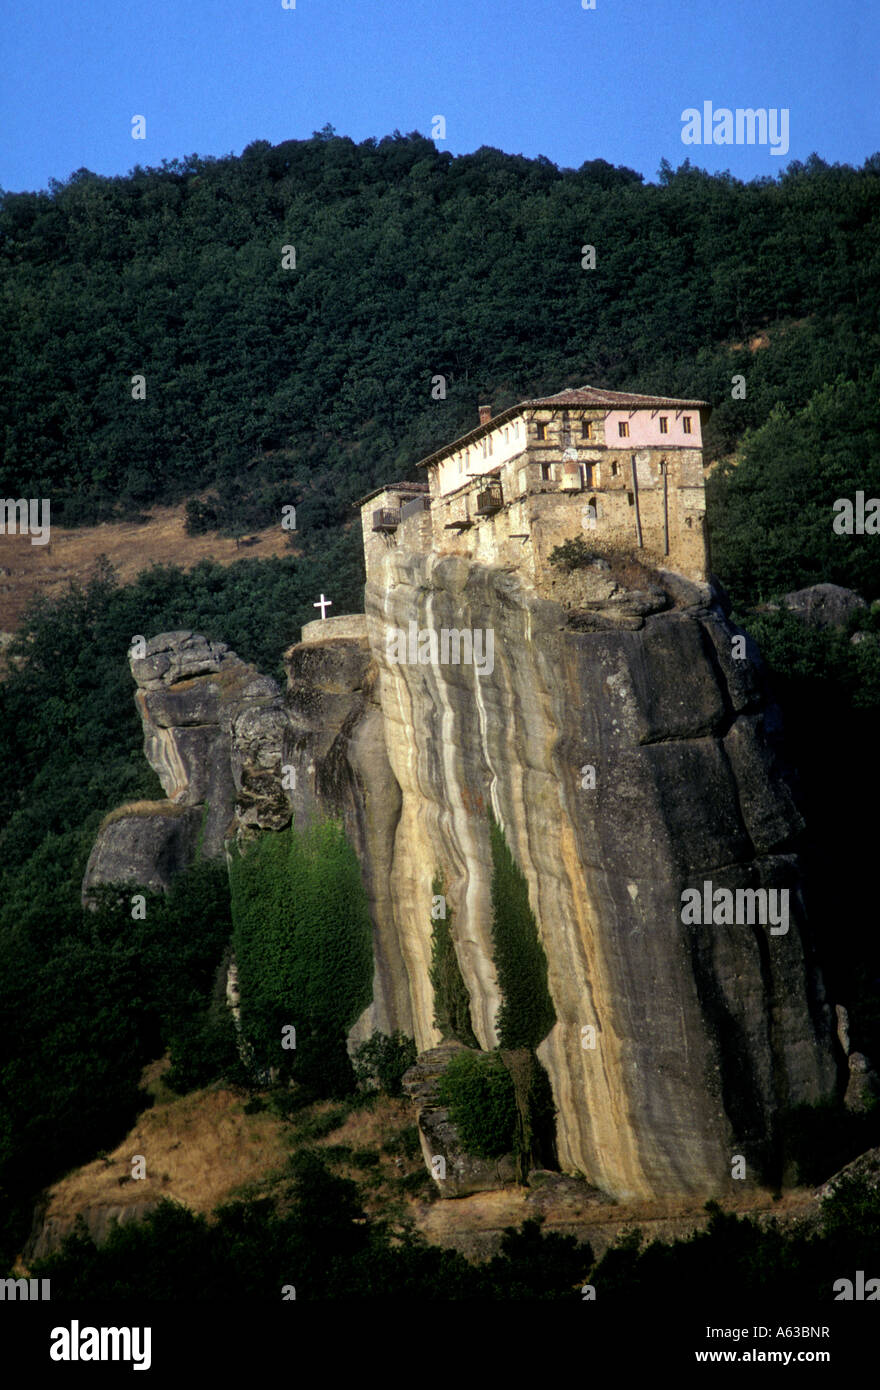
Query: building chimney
[{"left": 478, "top": 404, "right": 492, "bottom": 426}]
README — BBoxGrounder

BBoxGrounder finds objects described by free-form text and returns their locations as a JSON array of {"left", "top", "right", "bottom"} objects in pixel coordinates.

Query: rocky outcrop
[
  {"left": 82, "top": 803, "right": 204, "bottom": 903},
  {"left": 85, "top": 556, "right": 845, "bottom": 1203},
  {"left": 131, "top": 631, "right": 289, "bottom": 856},
  {"left": 402, "top": 1043, "right": 518, "bottom": 1197},
  {"left": 778, "top": 583, "right": 867, "bottom": 629},
  {"left": 282, "top": 634, "right": 411, "bottom": 1044},
  {"left": 25, "top": 1201, "right": 161, "bottom": 1265}
]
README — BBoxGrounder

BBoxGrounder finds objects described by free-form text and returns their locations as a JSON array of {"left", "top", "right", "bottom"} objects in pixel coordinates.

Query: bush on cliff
[
  {"left": 229, "top": 819, "right": 373, "bottom": 1097},
  {"left": 437, "top": 1050, "right": 518, "bottom": 1159},
  {"left": 428, "top": 871, "right": 479, "bottom": 1047},
  {"left": 487, "top": 814, "right": 556, "bottom": 1051}
]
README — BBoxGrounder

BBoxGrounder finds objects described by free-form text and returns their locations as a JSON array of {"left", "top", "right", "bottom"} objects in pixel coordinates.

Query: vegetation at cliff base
[
  {"left": 229, "top": 819, "right": 374, "bottom": 1097},
  {"left": 0, "top": 861, "right": 235, "bottom": 1267},
  {"left": 352, "top": 1031, "right": 417, "bottom": 1097},
  {"left": 25, "top": 1155, "right": 880, "bottom": 1303},
  {"left": 437, "top": 1050, "right": 519, "bottom": 1159}
]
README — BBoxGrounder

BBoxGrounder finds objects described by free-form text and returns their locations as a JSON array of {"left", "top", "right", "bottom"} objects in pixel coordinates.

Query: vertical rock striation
[
  {"left": 84, "top": 564, "right": 843, "bottom": 1201},
  {"left": 361, "top": 550, "right": 841, "bottom": 1200}
]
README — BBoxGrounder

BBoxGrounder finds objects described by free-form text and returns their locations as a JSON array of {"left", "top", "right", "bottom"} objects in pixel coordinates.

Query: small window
[
  {"left": 581, "top": 420, "right": 593, "bottom": 439},
  {"left": 541, "top": 462, "right": 552, "bottom": 481},
  {"left": 659, "top": 417, "right": 668, "bottom": 434},
  {"left": 618, "top": 420, "right": 629, "bottom": 438},
  {"left": 683, "top": 416, "right": 692, "bottom": 434},
  {"left": 503, "top": 428, "right": 509, "bottom": 442},
  {"left": 488, "top": 435, "right": 494, "bottom": 455},
  {"left": 458, "top": 454, "right": 463, "bottom": 474},
  {"left": 535, "top": 422, "right": 546, "bottom": 440},
  {"left": 611, "top": 461, "right": 619, "bottom": 477},
  {"left": 627, "top": 490, "right": 635, "bottom": 507},
  {"left": 481, "top": 439, "right": 488, "bottom": 458}
]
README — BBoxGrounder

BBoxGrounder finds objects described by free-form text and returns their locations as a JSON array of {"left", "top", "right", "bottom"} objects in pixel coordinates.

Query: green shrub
[
  {"left": 548, "top": 537, "right": 598, "bottom": 572},
  {"left": 437, "top": 1051, "right": 518, "bottom": 1159},
  {"left": 487, "top": 814, "right": 556, "bottom": 1050},
  {"left": 229, "top": 819, "right": 374, "bottom": 1097},
  {"left": 428, "top": 872, "right": 479, "bottom": 1046},
  {"left": 780, "top": 1099, "right": 880, "bottom": 1186},
  {"left": 352, "top": 1030, "right": 417, "bottom": 1096}
]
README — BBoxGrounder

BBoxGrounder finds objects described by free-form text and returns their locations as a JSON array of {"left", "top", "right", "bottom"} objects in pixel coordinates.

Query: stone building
[{"left": 358, "top": 385, "right": 710, "bottom": 583}]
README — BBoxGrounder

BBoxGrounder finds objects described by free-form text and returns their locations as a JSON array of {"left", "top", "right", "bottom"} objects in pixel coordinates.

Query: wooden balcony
[
  {"left": 372, "top": 507, "right": 401, "bottom": 532},
  {"left": 475, "top": 483, "right": 503, "bottom": 516}
]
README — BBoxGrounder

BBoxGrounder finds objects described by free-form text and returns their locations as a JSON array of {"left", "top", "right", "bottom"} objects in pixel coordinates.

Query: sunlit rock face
[
  {"left": 355, "top": 550, "right": 841, "bottom": 1200},
  {"left": 85, "top": 563, "right": 844, "bottom": 1201},
  {"left": 130, "top": 631, "right": 289, "bottom": 857}
]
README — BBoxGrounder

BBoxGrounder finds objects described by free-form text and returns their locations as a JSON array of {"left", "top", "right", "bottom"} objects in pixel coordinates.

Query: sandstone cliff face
[
  {"left": 358, "top": 550, "right": 841, "bottom": 1200},
  {"left": 84, "top": 562, "right": 843, "bottom": 1202}
]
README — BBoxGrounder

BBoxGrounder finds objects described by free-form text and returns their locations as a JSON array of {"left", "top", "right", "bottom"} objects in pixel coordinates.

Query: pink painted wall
[{"left": 604, "top": 409, "right": 702, "bottom": 448}]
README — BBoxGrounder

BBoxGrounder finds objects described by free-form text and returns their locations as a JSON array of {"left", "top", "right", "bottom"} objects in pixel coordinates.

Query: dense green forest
[
  {"left": 1, "top": 131, "right": 878, "bottom": 556},
  {"left": 2, "top": 132, "right": 880, "bottom": 1297}
]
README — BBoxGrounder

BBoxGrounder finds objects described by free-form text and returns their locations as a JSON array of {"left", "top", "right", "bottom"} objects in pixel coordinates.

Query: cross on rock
[{"left": 313, "top": 593, "right": 332, "bottom": 620}]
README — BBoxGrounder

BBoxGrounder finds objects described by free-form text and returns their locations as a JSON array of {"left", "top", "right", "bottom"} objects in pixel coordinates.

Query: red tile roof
[{"left": 413, "top": 385, "right": 709, "bottom": 469}]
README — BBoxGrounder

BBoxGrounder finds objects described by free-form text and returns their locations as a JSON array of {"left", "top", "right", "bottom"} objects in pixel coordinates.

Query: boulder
[
  {"left": 402, "top": 1044, "right": 517, "bottom": 1198},
  {"left": 82, "top": 804, "right": 204, "bottom": 904},
  {"left": 780, "top": 584, "right": 868, "bottom": 630}
]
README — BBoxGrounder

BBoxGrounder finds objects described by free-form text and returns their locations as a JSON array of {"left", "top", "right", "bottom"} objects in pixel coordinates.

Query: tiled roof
[
  {"left": 352, "top": 480, "right": 429, "bottom": 509},
  {"left": 413, "top": 385, "right": 709, "bottom": 469},
  {"left": 522, "top": 386, "right": 708, "bottom": 409}
]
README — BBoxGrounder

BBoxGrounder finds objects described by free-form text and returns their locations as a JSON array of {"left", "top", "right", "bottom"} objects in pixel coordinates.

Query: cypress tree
[
  {"left": 487, "top": 812, "right": 556, "bottom": 1050},
  {"left": 428, "top": 871, "right": 479, "bottom": 1047}
]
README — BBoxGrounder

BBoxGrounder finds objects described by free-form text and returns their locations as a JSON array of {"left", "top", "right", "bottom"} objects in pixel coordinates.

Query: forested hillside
[
  {"left": 2, "top": 130, "right": 878, "bottom": 590},
  {"left": 2, "top": 131, "right": 880, "bottom": 1291}
]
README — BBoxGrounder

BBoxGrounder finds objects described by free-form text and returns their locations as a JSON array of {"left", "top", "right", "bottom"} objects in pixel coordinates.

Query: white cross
[{"left": 313, "top": 593, "right": 332, "bottom": 620}]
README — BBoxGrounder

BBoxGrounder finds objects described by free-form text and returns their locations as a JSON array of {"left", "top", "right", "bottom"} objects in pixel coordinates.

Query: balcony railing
[
  {"left": 400, "top": 495, "right": 431, "bottom": 521},
  {"left": 475, "top": 483, "right": 503, "bottom": 515},
  {"left": 372, "top": 507, "right": 401, "bottom": 532}
]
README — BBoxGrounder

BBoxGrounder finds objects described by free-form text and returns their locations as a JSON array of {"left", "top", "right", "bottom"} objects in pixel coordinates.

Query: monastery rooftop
[{"left": 414, "top": 384, "right": 710, "bottom": 470}]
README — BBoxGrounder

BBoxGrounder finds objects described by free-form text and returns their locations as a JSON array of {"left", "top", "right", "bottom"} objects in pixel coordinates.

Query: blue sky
[{"left": 2, "top": 0, "right": 877, "bottom": 191}]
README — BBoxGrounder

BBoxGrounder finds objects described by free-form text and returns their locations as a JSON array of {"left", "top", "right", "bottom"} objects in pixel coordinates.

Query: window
[
  {"left": 581, "top": 420, "right": 593, "bottom": 439},
  {"left": 458, "top": 453, "right": 463, "bottom": 474},
  {"left": 535, "top": 422, "right": 546, "bottom": 440},
  {"left": 627, "top": 490, "right": 635, "bottom": 507},
  {"left": 659, "top": 417, "right": 668, "bottom": 434},
  {"left": 611, "top": 461, "right": 619, "bottom": 477},
  {"left": 618, "top": 421, "right": 629, "bottom": 438},
  {"left": 683, "top": 416, "right": 692, "bottom": 434},
  {"left": 481, "top": 439, "right": 488, "bottom": 458},
  {"left": 541, "top": 462, "right": 552, "bottom": 481},
  {"left": 503, "top": 428, "right": 509, "bottom": 442}
]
